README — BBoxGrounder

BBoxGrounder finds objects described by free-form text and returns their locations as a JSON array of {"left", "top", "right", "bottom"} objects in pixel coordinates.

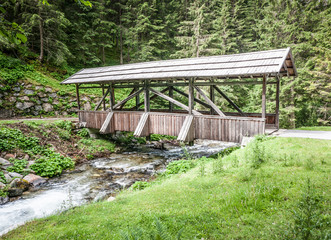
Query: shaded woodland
[{"left": 0, "top": 0, "right": 330, "bottom": 127}]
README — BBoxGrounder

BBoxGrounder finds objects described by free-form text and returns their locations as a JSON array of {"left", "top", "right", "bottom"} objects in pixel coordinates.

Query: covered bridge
[{"left": 61, "top": 48, "right": 297, "bottom": 144}]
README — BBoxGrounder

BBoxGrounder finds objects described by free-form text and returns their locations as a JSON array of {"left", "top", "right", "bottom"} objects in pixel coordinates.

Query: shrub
[
  {"left": 77, "top": 128, "right": 90, "bottom": 138},
  {"left": 0, "top": 171, "right": 6, "bottom": 184},
  {"left": 6, "top": 159, "right": 28, "bottom": 175},
  {"left": 163, "top": 160, "right": 196, "bottom": 176},
  {"left": 131, "top": 181, "right": 152, "bottom": 190},
  {"left": 30, "top": 153, "right": 74, "bottom": 177}
]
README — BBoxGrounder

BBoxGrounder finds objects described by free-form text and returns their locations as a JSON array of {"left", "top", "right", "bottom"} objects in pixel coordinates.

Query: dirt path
[
  {"left": 272, "top": 129, "right": 331, "bottom": 140},
  {"left": 0, "top": 117, "right": 78, "bottom": 122}
]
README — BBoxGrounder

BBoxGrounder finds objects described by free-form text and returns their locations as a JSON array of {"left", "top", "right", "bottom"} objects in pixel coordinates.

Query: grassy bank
[
  {"left": 3, "top": 137, "right": 330, "bottom": 239},
  {"left": 295, "top": 126, "right": 331, "bottom": 131}
]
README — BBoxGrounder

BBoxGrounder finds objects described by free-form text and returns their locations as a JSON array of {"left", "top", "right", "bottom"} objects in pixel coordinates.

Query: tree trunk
[
  {"left": 102, "top": 45, "right": 105, "bottom": 64},
  {"left": 120, "top": 25, "right": 123, "bottom": 64},
  {"left": 38, "top": 4, "right": 44, "bottom": 62}
]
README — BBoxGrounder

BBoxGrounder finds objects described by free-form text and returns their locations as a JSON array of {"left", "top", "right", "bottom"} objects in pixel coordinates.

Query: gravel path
[{"left": 272, "top": 129, "right": 331, "bottom": 140}]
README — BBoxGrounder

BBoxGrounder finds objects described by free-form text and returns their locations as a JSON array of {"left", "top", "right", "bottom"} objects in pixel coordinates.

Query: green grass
[
  {"left": 3, "top": 137, "right": 331, "bottom": 239},
  {"left": 295, "top": 126, "right": 331, "bottom": 131}
]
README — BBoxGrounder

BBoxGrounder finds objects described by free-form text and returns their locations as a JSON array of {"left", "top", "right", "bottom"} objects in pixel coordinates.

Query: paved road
[{"left": 272, "top": 129, "right": 331, "bottom": 140}]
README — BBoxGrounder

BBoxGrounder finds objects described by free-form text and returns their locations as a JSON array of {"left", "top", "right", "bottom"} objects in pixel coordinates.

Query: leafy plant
[
  {"left": 30, "top": 153, "right": 74, "bottom": 177},
  {"left": 6, "top": 159, "right": 28, "bottom": 174},
  {"left": 163, "top": 160, "right": 196, "bottom": 176},
  {"left": 77, "top": 128, "right": 89, "bottom": 138},
  {"left": 131, "top": 181, "right": 151, "bottom": 191},
  {"left": 0, "top": 170, "right": 6, "bottom": 184}
]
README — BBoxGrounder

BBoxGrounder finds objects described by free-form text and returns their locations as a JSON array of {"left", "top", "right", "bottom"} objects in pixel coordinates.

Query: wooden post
[
  {"left": 169, "top": 80, "right": 174, "bottom": 112},
  {"left": 210, "top": 79, "right": 215, "bottom": 115},
  {"left": 275, "top": 76, "right": 280, "bottom": 129},
  {"left": 109, "top": 84, "right": 113, "bottom": 111},
  {"left": 102, "top": 85, "right": 106, "bottom": 111},
  {"left": 75, "top": 84, "right": 80, "bottom": 110},
  {"left": 188, "top": 78, "right": 194, "bottom": 115},
  {"left": 144, "top": 80, "right": 150, "bottom": 112},
  {"left": 262, "top": 75, "right": 267, "bottom": 120},
  {"left": 135, "top": 82, "right": 140, "bottom": 111}
]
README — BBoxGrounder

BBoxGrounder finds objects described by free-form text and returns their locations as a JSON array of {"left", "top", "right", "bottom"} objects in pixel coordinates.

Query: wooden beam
[
  {"left": 210, "top": 79, "right": 215, "bottom": 114},
  {"left": 188, "top": 78, "right": 194, "bottom": 115},
  {"left": 109, "top": 84, "right": 114, "bottom": 111},
  {"left": 213, "top": 86, "right": 245, "bottom": 116},
  {"left": 135, "top": 83, "right": 140, "bottom": 110},
  {"left": 193, "top": 85, "right": 225, "bottom": 117},
  {"left": 144, "top": 80, "right": 150, "bottom": 112},
  {"left": 133, "top": 112, "right": 149, "bottom": 137},
  {"left": 100, "top": 112, "right": 114, "bottom": 134},
  {"left": 111, "top": 80, "right": 277, "bottom": 89},
  {"left": 129, "top": 87, "right": 169, "bottom": 110},
  {"left": 94, "top": 87, "right": 110, "bottom": 111},
  {"left": 111, "top": 88, "right": 143, "bottom": 110},
  {"left": 150, "top": 88, "right": 202, "bottom": 115},
  {"left": 172, "top": 87, "right": 210, "bottom": 108},
  {"left": 275, "top": 76, "right": 280, "bottom": 129},
  {"left": 118, "top": 88, "right": 135, "bottom": 110},
  {"left": 177, "top": 115, "right": 194, "bottom": 142},
  {"left": 262, "top": 75, "right": 267, "bottom": 119},
  {"left": 102, "top": 85, "right": 106, "bottom": 110},
  {"left": 169, "top": 80, "right": 173, "bottom": 112},
  {"left": 75, "top": 84, "right": 80, "bottom": 110}
]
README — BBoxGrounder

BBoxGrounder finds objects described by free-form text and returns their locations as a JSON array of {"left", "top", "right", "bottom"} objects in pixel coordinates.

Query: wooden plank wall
[{"left": 78, "top": 111, "right": 265, "bottom": 143}]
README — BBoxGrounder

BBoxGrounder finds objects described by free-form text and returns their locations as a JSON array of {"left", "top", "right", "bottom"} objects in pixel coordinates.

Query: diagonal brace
[
  {"left": 150, "top": 88, "right": 202, "bottom": 115},
  {"left": 110, "top": 88, "right": 144, "bottom": 110},
  {"left": 193, "top": 86, "right": 225, "bottom": 117},
  {"left": 95, "top": 88, "right": 110, "bottom": 111},
  {"left": 213, "top": 86, "right": 245, "bottom": 116}
]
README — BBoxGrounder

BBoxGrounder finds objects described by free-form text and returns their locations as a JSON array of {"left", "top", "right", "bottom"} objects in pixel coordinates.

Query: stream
[{"left": 0, "top": 140, "right": 237, "bottom": 236}]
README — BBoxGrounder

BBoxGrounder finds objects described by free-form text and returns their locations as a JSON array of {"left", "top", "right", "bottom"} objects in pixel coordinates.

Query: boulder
[
  {"left": 24, "top": 154, "right": 29, "bottom": 161},
  {"left": 4, "top": 174, "right": 12, "bottom": 183},
  {"left": 35, "top": 86, "right": 44, "bottom": 90},
  {"left": 19, "top": 96, "right": 30, "bottom": 101},
  {"left": 34, "top": 105, "right": 42, "bottom": 111},
  {"left": 9, "top": 97, "right": 16, "bottom": 103},
  {"left": 8, "top": 172, "right": 23, "bottom": 179},
  {"left": 41, "top": 98, "right": 49, "bottom": 102},
  {"left": 24, "top": 89, "right": 34, "bottom": 95},
  {"left": 0, "top": 196, "right": 9, "bottom": 205},
  {"left": 0, "top": 157, "right": 11, "bottom": 166},
  {"left": 38, "top": 92, "right": 46, "bottom": 98},
  {"left": 107, "top": 196, "right": 116, "bottom": 202},
  {"left": 16, "top": 102, "right": 34, "bottom": 110},
  {"left": 45, "top": 87, "right": 53, "bottom": 93},
  {"left": 42, "top": 103, "right": 53, "bottom": 112},
  {"left": 9, "top": 178, "right": 29, "bottom": 191},
  {"left": 8, "top": 188, "right": 23, "bottom": 197},
  {"left": 4, "top": 153, "right": 15, "bottom": 159},
  {"left": 23, "top": 174, "right": 46, "bottom": 187},
  {"left": 13, "top": 87, "right": 21, "bottom": 92},
  {"left": 49, "top": 93, "right": 57, "bottom": 98},
  {"left": 0, "top": 182, "right": 6, "bottom": 189}
]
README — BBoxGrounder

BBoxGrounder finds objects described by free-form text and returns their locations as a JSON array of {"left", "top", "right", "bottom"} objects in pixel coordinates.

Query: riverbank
[
  {"left": 0, "top": 120, "right": 118, "bottom": 204},
  {"left": 3, "top": 136, "right": 330, "bottom": 239}
]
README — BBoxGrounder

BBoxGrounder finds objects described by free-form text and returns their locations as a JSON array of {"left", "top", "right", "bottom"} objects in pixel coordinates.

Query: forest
[{"left": 0, "top": 0, "right": 330, "bottom": 128}]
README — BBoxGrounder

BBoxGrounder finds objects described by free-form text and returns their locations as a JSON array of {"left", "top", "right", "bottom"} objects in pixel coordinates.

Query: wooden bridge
[{"left": 62, "top": 48, "right": 297, "bottom": 144}]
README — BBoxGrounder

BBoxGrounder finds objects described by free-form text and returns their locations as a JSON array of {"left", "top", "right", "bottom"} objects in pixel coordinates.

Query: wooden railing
[{"left": 78, "top": 110, "right": 265, "bottom": 143}]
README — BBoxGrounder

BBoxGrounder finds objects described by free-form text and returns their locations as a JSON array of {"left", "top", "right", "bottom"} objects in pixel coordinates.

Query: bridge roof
[{"left": 61, "top": 48, "right": 297, "bottom": 85}]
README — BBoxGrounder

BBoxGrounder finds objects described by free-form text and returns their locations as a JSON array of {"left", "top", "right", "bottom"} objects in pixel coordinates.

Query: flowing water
[{"left": 0, "top": 140, "right": 237, "bottom": 235}]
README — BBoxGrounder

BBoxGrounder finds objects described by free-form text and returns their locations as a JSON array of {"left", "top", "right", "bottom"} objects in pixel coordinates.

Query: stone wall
[{"left": 0, "top": 81, "right": 97, "bottom": 118}]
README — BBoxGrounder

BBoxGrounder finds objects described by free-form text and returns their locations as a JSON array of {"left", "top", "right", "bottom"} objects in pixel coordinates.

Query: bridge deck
[{"left": 79, "top": 110, "right": 266, "bottom": 143}]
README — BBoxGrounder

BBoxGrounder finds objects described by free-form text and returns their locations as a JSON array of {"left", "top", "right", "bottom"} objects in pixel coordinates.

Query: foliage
[
  {"left": 30, "top": 154, "right": 74, "bottom": 177},
  {"left": 163, "top": 160, "right": 196, "bottom": 176},
  {"left": 130, "top": 181, "right": 152, "bottom": 191},
  {"left": 286, "top": 179, "right": 330, "bottom": 239},
  {"left": 78, "top": 138, "right": 116, "bottom": 154},
  {"left": 7, "top": 159, "right": 28, "bottom": 175},
  {"left": 0, "top": 189, "right": 8, "bottom": 198},
  {"left": 0, "top": 127, "right": 40, "bottom": 152},
  {"left": 0, "top": 170, "right": 6, "bottom": 184},
  {"left": 77, "top": 128, "right": 90, "bottom": 138},
  {"left": 150, "top": 134, "right": 176, "bottom": 141},
  {"left": 3, "top": 137, "right": 330, "bottom": 239}
]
